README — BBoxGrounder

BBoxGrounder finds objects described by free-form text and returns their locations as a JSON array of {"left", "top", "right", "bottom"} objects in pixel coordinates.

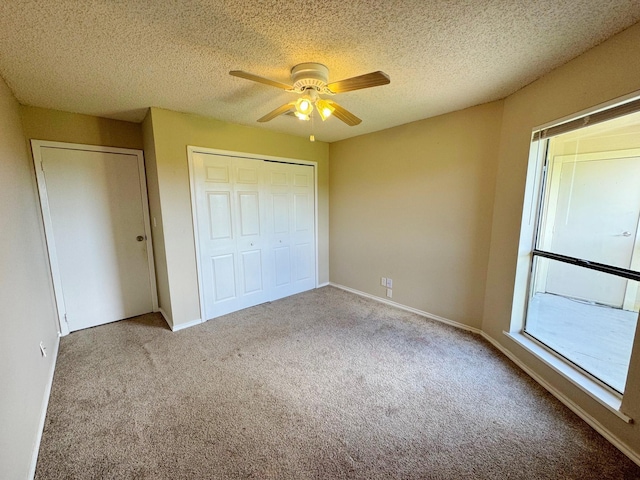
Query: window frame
[{"left": 507, "top": 92, "right": 640, "bottom": 422}]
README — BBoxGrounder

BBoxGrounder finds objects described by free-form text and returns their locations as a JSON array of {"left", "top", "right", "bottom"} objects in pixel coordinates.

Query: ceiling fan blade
[
  {"left": 326, "top": 71, "right": 390, "bottom": 94},
  {"left": 230, "top": 70, "right": 293, "bottom": 90},
  {"left": 257, "top": 103, "right": 295, "bottom": 123},
  {"left": 328, "top": 101, "right": 362, "bottom": 126}
]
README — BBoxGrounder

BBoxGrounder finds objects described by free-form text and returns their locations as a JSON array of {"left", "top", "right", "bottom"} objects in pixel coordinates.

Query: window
[{"left": 523, "top": 100, "right": 640, "bottom": 395}]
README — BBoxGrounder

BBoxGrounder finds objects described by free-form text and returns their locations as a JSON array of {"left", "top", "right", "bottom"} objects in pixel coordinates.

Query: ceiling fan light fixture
[
  {"left": 316, "top": 98, "right": 335, "bottom": 121},
  {"left": 294, "top": 111, "right": 310, "bottom": 121},
  {"left": 295, "top": 97, "right": 313, "bottom": 116}
]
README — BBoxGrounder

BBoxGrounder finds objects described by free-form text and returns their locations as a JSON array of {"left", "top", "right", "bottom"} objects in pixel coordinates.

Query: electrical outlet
[
  {"left": 386, "top": 278, "right": 393, "bottom": 288},
  {"left": 39, "top": 341, "right": 47, "bottom": 357},
  {"left": 386, "top": 288, "right": 393, "bottom": 298},
  {"left": 381, "top": 277, "right": 387, "bottom": 287}
]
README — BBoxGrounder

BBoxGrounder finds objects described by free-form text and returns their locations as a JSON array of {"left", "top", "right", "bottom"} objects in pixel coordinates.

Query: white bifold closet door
[{"left": 192, "top": 152, "right": 316, "bottom": 320}]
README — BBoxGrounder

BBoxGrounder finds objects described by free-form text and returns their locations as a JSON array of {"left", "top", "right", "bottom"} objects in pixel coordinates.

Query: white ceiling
[{"left": 1, "top": 1, "right": 639, "bottom": 142}]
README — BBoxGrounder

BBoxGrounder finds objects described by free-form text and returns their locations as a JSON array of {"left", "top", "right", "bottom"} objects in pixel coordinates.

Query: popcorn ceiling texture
[{"left": 0, "top": 1, "right": 639, "bottom": 142}]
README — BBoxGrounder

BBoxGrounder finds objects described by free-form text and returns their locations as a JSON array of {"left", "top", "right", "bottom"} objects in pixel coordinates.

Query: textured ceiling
[{"left": 1, "top": 1, "right": 640, "bottom": 142}]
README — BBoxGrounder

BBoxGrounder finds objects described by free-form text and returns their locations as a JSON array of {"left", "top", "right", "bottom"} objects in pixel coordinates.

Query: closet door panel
[
  {"left": 212, "top": 254, "right": 236, "bottom": 302},
  {"left": 193, "top": 154, "right": 240, "bottom": 318},
  {"left": 233, "top": 158, "right": 269, "bottom": 310},
  {"left": 193, "top": 153, "right": 315, "bottom": 319}
]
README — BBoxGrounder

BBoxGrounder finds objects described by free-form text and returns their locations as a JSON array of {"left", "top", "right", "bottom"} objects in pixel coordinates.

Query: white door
[
  {"left": 34, "top": 142, "right": 156, "bottom": 333},
  {"left": 265, "top": 162, "right": 316, "bottom": 300},
  {"left": 192, "top": 154, "right": 270, "bottom": 319},
  {"left": 235, "top": 159, "right": 270, "bottom": 310},
  {"left": 544, "top": 155, "right": 640, "bottom": 307},
  {"left": 191, "top": 151, "right": 316, "bottom": 320}
]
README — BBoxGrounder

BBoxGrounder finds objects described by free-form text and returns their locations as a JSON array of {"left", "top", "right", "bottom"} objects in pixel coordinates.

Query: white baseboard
[
  {"left": 317, "top": 282, "right": 330, "bottom": 288},
  {"left": 329, "top": 283, "right": 481, "bottom": 334},
  {"left": 481, "top": 331, "right": 640, "bottom": 467},
  {"left": 29, "top": 335, "right": 60, "bottom": 480},
  {"left": 170, "top": 317, "right": 203, "bottom": 332}
]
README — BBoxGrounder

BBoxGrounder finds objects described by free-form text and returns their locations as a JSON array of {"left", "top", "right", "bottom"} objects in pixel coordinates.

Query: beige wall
[
  {"left": 142, "top": 111, "right": 172, "bottom": 321},
  {"left": 482, "top": 22, "right": 640, "bottom": 457},
  {"left": 20, "top": 106, "right": 143, "bottom": 149},
  {"left": 146, "top": 108, "right": 329, "bottom": 328},
  {"left": 329, "top": 101, "right": 504, "bottom": 329},
  {"left": 0, "top": 81, "right": 59, "bottom": 478}
]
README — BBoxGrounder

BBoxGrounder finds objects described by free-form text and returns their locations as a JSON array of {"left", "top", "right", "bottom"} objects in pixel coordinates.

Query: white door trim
[
  {"left": 31, "top": 140, "right": 158, "bottom": 336},
  {"left": 187, "top": 146, "right": 319, "bottom": 323}
]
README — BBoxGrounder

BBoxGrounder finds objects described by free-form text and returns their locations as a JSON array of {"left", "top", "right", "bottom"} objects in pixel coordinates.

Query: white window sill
[{"left": 504, "top": 331, "right": 632, "bottom": 423}]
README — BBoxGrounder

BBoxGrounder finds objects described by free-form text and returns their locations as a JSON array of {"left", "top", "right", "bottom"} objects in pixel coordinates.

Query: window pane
[
  {"left": 525, "top": 256, "right": 639, "bottom": 393},
  {"left": 536, "top": 111, "right": 640, "bottom": 270}
]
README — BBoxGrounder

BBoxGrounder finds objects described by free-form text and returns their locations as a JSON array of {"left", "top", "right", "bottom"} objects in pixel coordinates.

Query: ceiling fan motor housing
[{"left": 291, "top": 62, "right": 329, "bottom": 92}]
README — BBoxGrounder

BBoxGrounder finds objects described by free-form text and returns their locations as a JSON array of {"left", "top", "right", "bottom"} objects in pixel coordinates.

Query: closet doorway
[{"left": 188, "top": 148, "right": 317, "bottom": 320}]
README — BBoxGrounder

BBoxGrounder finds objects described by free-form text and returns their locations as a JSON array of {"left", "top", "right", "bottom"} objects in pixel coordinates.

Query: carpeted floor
[{"left": 35, "top": 286, "right": 640, "bottom": 479}]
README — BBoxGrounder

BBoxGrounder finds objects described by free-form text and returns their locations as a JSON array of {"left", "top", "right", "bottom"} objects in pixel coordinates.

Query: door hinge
[
  {"left": 40, "top": 161, "right": 44, "bottom": 171},
  {"left": 64, "top": 313, "right": 69, "bottom": 324}
]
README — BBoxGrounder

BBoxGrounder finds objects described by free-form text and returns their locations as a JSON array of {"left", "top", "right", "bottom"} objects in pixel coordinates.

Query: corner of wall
[{"left": 142, "top": 109, "right": 173, "bottom": 322}]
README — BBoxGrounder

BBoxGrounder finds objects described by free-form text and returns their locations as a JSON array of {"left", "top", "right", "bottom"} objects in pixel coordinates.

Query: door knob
[
  {"left": 136, "top": 235, "right": 145, "bottom": 242},
  {"left": 622, "top": 231, "right": 631, "bottom": 237}
]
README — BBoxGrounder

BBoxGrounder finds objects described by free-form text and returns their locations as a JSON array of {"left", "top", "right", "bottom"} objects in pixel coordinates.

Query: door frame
[
  {"left": 31, "top": 140, "right": 158, "bottom": 336},
  {"left": 187, "top": 146, "right": 319, "bottom": 323}
]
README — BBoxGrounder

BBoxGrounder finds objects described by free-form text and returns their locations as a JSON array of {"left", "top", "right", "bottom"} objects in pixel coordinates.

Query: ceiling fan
[{"left": 229, "top": 63, "right": 390, "bottom": 126}]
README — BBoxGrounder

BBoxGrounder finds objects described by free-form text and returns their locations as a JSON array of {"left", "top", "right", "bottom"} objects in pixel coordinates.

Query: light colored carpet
[{"left": 35, "top": 286, "right": 640, "bottom": 479}]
